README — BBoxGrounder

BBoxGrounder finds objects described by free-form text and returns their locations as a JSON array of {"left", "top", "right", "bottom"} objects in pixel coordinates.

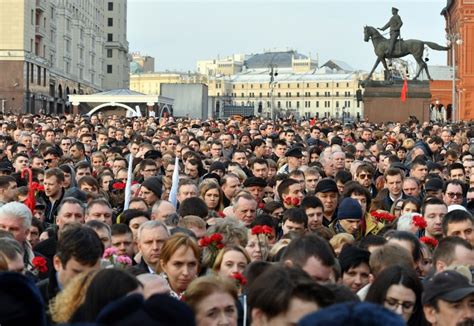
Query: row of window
[
  {"left": 230, "top": 100, "right": 358, "bottom": 109},
  {"left": 226, "top": 82, "right": 352, "bottom": 89},
  {"left": 221, "top": 91, "right": 353, "bottom": 98}
]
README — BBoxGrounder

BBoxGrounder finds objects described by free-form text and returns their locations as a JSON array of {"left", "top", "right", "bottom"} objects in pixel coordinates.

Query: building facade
[
  {"left": 130, "top": 72, "right": 207, "bottom": 95},
  {"left": 103, "top": 0, "right": 130, "bottom": 90},
  {"left": 0, "top": 0, "right": 128, "bottom": 114},
  {"left": 203, "top": 51, "right": 366, "bottom": 120},
  {"left": 441, "top": 0, "right": 474, "bottom": 120}
]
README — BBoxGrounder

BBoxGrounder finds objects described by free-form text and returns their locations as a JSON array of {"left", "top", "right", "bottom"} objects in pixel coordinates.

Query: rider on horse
[{"left": 378, "top": 7, "right": 403, "bottom": 56}]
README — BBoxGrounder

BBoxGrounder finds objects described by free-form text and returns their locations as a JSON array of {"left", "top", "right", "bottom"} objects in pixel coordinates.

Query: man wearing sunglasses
[{"left": 443, "top": 180, "right": 465, "bottom": 207}]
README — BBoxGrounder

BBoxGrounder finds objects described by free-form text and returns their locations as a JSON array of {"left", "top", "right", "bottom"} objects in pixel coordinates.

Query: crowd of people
[{"left": 0, "top": 112, "right": 473, "bottom": 326}]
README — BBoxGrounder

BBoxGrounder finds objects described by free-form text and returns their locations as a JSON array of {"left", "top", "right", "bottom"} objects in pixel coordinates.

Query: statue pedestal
[{"left": 362, "top": 80, "right": 431, "bottom": 123}]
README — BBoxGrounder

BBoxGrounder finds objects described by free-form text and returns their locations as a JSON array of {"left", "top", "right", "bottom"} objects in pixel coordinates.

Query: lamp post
[
  {"left": 447, "top": 33, "right": 462, "bottom": 122},
  {"left": 268, "top": 64, "right": 278, "bottom": 120}
]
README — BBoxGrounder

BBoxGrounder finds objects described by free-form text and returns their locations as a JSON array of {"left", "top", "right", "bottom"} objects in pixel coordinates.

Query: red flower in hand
[
  {"left": 370, "top": 210, "right": 396, "bottom": 223},
  {"left": 420, "top": 236, "right": 438, "bottom": 248},
  {"left": 218, "top": 211, "right": 226, "bottom": 218},
  {"left": 112, "top": 182, "right": 126, "bottom": 190},
  {"left": 258, "top": 202, "right": 265, "bottom": 209},
  {"left": 32, "top": 256, "right": 48, "bottom": 273},
  {"left": 231, "top": 272, "right": 247, "bottom": 286},
  {"left": 412, "top": 215, "right": 427, "bottom": 229},
  {"left": 251, "top": 225, "right": 273, "bottom": 236},
  {"left": 199, "top": 233, "right": 225, "bottom": 249},
  {"left": 291, "top": 197, "right": 300, "bottom": 206},
  {"left": 284, "top": 197, "right": 292, "bottom": 205}
]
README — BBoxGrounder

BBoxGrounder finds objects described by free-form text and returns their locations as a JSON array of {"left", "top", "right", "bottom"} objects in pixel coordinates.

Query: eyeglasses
[
  {"left": 384, "top": 298, "right": 415, "bottom": 312},
  {"left": 358, "top": 173, "right": 372, "bottom": 179},
  {"left": 447, "top": 192, "right": 463, "bottom": 199}
]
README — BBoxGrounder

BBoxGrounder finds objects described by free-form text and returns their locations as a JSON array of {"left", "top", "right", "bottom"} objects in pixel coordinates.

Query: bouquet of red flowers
[
  {"left": 420, "top": 236, "right": 438, "bottom": 249},
  {"left": 31, "top": 256, "right": 48, "bottom": 275},
  {"left": 199, "top": 233, "right": 225, "bottom": 267},
  {"left": 370, "top": 210, "right": 396, "bottom": 223},
  {"left": 283, "top": 196, "right": 301, "bottom": 207},
  {"left": 412, "top": 215, "right": 427, "bottom": 229},
  {"left": 231, "top": 272, "right": 247, "bottom": 287}
]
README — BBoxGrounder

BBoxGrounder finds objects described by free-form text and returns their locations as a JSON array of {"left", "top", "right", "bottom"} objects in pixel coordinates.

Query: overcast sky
[{"left": 128, "top": 0, "right": 449, "bottom": 73}]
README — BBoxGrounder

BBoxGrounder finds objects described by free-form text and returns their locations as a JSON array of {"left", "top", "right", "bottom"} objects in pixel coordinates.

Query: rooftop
[{"left": 243, "top": 50, "right": 309, "bottom": 69}]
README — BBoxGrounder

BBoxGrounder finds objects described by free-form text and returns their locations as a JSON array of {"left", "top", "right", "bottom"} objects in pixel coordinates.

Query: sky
[{"left": 127, "top": 0, "right": 449, "bottom": 73}]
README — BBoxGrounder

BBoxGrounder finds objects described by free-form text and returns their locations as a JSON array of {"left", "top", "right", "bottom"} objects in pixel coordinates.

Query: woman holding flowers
[
  {"left": 245, "top": 225, "right": 272, "bottom": 262},
  {"left": 213, "top": 245, "right": 251, "bottom": 280}
]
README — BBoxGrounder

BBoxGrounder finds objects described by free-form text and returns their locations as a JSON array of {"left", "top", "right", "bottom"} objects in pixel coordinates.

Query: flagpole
[
  {"left": 168, "top": 156, "right": 180, "bottom": 208},
  {"left": 123, "top": 154, "right": 134, "bottom": 211}
]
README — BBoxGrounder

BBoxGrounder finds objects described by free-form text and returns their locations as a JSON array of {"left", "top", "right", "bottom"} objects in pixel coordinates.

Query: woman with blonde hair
[
  {"left": 329, "top": 233, "right": 355, "bottom": 257},
  {"left": 49, "top": 270, "right": 98, "bottom": 324},
  {"left": 199, "top": 179, "right": 225, "bottom": 213},
  {"left": 90, "top": 151, "right": 106, "bottom": 174},
  {"left": 185, "top": 275, "right": 238, "bottom": 326},
  {"left": 212, "top": 245, "right": 251, "bottom": 279},
  {"left": 156, "top": 233, "right": 201, "bottom": 299}
]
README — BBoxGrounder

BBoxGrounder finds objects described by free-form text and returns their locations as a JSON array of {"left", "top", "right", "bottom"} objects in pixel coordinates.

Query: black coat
[{"left": 36, "top": 270, "right": 60, "bottom": 306}]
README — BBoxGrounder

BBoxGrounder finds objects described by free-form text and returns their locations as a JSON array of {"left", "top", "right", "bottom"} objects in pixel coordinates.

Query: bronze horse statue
[{"left": 364, "top": 25, "right": 449, "bottom": 80}]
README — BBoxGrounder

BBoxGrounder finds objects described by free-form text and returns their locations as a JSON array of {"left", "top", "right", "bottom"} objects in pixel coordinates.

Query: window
[
  {"left": 107, "top": 33, "right": 113, "bottom": 42},
  {"left": 43, "top": 67, "right": 46, "bottom": 86},
  {"left": 66, "top": 19, "right": 71, "bottom": 31},
  {"left": 108, "top": 2, "right": 113, "bottom": 10},
  {"left": 79, "top": 68, "right": 83, "bottom": 79},
  {"left": 316, "top": 101, "right": 319, "bottom": 108},
  {"left": 65, "top": 39, "right": 70, "bottom": 52},
  {"left": 107, "top": 65, "right": 112, "bottom": 73},
  {"left": 108, "top": 18, "right": 113, "bottom": 26},
  {"left": 107, "top": 49, "right": 112, "bottom": 58},
  {"left": 66, "top": 62, "right": 70, "bottom": 73},
  {"left": 37, "top": 66, "right": 41, "bottom": 85}
]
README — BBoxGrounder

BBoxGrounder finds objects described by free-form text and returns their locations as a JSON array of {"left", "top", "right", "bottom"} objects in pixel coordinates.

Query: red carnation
[
  {"left": 231, "top": 272, "right": 247, "bottom": 286},
  {"left": 284, "top": 197, "right": 292, "bottom": 205},
  {"left": 198, "top": 236, "right": 211, "bottom": 247},
  {"left": 258, "top": 202, "right": 265, "bottom": 209},
  {"left": 261, "top": 225, "right": 273, "bottom": 235},
  {"left": 291, "top": 197, "right": 300, "bottom": 206},
  {"left": 218, "top": 211, "right": 226, "bottom": 218},
  {"left": 251, "top": 225, "right": 263, "bottom": 235},
  {"left": 112, "top": 182, "right": 126, "bottom": 190},
  {"left": 210, "top": 233, "right": 223, "bottom": 242},
  {"left": 371, "top": 210, "right": 396, "bottom": 223},
  {"left": 412, "top": 215, "right": 427, "bottom": 229},
  {"left": 420, "top": 236, "right": 438, "bottom": 248},
  {"left": 32, "top": 256, "right": 48, "bottom": 274}
]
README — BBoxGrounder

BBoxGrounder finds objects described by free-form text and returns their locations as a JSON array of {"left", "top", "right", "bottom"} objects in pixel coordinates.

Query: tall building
[
  {"left": 103, "top": 0, "right": 130, "bottom": 90},
  {"left": 131, "top": 52, "right": 155, "bottom": 73},
  {"left": 0, "top": 0, "right": 129, "bottom": 114},
  {"left": 441, "top": 0, "right": 474, "bottom": 120},
  {"left": 202, "top": 50, "right": 367, "bottom": 120}
]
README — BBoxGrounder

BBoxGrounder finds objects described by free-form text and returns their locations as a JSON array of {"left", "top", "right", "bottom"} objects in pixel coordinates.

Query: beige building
[
  {"left": 103, "top": 0, "right": 129, "bottom": 90},
  {"left": 0, "top": 0, "right": 128, "bottom": 114},
  {"left": 203, "top": 50, "right": 367, "bottom": 120},
  {"left": 130, "top": 72, "right": 207, "bottom": 95}
]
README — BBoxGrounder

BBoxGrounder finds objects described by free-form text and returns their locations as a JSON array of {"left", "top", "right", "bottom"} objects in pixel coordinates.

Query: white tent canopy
[{"left": 68, "top": 89, "right": 173, "bottom": 117}]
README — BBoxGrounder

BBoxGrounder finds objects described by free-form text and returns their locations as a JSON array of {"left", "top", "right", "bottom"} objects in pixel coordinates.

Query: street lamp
[
  {"left": 268, "top": 64, "right": 278, "bottom": 120},
  {"left": 446, "top": 33, "right": 462, "bottom": 122}
]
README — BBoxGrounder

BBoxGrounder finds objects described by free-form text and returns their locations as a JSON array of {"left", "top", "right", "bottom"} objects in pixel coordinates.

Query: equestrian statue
[{"left": 364, "top": 7, "right": 449, "bottom": 81}]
